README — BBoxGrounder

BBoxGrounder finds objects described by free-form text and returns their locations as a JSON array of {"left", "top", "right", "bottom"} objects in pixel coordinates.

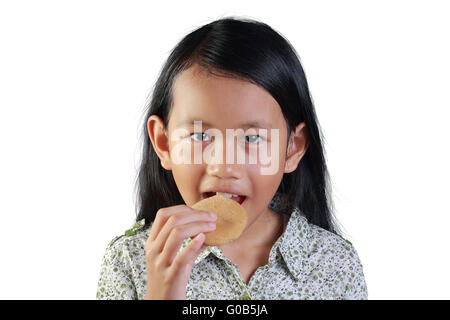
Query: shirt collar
[
  {"left": 179, "top": 236, "right": 226, "bottom": 264},
  {"left": 274, "top": 206, "right": 312, "bottom": 280}
]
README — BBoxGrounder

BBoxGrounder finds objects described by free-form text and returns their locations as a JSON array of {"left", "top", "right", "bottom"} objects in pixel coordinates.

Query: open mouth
[{"left": 202, "top": 192, "right": 247, "bottom": 205}]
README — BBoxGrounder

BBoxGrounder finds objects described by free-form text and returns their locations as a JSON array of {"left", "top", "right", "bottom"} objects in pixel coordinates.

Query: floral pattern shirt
[{"left": 96, "top": 192, "right": 368, "bottom": 300}]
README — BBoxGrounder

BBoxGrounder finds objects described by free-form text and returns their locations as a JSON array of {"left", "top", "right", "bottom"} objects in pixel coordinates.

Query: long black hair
[{"left": 134, "top": 16, "right": 341, "bottom": 234}]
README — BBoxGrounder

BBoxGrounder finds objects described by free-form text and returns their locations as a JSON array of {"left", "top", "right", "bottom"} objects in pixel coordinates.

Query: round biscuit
[{"left": 191, "top": 195, "right": 247, "bottom": 246}]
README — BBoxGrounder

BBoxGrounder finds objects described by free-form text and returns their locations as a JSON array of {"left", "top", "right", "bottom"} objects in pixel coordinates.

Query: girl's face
[{"left": 148, "top": 64, "right": 308, "bottom": 238}]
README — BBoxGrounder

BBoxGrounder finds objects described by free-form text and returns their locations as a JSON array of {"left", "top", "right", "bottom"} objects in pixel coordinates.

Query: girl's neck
[{"left": 218, "top": 208, "right": 287, "bottom": 254}]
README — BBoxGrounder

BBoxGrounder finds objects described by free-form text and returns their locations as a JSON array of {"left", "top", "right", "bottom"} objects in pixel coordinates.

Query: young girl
[{"left": 96, "top": 17, "right": 368, "bottom": 300}]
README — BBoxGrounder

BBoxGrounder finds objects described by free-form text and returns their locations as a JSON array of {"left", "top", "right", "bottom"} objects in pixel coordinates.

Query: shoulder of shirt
[
  {"left": 305, "top": 220, "right": 360, "bottom": 262},
  {"left": 106, "top": 219, "right": 151, "bottom": 250},
  {"left": 284, "top": 209, "right": 360, "bottom": 263},
  {"left": 298, "top": 216, "right": 367, "bottom": 299},
  {"left": 283, "top": 208, "right": 353, "bottom": 251}
]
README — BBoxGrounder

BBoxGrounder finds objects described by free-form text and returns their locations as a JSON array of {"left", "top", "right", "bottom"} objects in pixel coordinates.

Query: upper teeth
[{"left": 216, "top": 192, "right": 238, "bottom": 198}]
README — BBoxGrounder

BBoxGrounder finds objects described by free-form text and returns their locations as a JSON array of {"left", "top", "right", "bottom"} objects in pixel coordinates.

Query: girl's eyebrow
[{"left": 179, "top": 119, "right": 271, "bottom": 129}]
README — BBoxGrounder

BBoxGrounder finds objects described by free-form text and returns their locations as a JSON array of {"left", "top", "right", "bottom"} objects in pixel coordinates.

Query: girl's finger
[
  {"left": 172, "top": 232, "right": 206, "bottom": 274},
  {"left": 148, "top": 205, "right": 191, "bottom": 242},
  {"left": 151, "top": 209, "right": 216, "bottom": 254},
  {"left": 161, "top": 221, "right": 216, "bottom": 267}
]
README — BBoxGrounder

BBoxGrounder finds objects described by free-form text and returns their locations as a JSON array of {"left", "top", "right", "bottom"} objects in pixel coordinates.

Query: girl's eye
[
  {"left": 190, "top": 133, "right": 262, "bottom": 144},
  {"left": 245, "top": 135, "right": 262, "bottom": 144},
  {"left": 190, "top": 132, "right": 211, "bottom": 142}
]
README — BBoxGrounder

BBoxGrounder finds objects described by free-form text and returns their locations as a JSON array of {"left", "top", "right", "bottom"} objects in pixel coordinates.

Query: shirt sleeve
[
  {"left": 341, "top": 243, "right": 368, "bottom": 300},
  {"left": 96, "top": 236, "right": 137, "bottom": 300}
]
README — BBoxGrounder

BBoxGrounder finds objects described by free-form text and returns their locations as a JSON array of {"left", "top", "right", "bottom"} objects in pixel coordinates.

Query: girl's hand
[{"left": 144, "top": 204, "right": 217, "bottom": 300}]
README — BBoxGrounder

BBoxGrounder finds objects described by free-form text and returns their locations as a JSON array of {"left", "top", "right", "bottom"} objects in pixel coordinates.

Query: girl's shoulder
[
  {"left": 288, "top": 208, "right": 364, "bottom": 273},
  {"left": 98, "top": 220, "right": 151, "bottom": 300},
  {"left": 300, "top": 215, "right": 365, "bottom": 276},
  {"left": 287, "top": 208, "right": 355, "bottom": 254},
  {"left": 105, "top": 219, "right": 151, "bottom": 253},
  {"left": 306, "top": 221, "right": 355, "bottom": 252}
]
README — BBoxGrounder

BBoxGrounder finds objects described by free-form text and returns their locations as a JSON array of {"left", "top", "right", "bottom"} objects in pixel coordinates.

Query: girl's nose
[
  {"left": 206, "top": 139, "right": 244, "bottom": 179},
  {"left": 204, "top": 135, "right": 245, "bottom": 179},
  {"left": 206, "top": 162, "right": 244, "bottom": 179}
]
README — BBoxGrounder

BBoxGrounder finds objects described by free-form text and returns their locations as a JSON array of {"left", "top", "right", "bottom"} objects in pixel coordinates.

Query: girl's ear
[
  {"left": 284, "top": 122, "right": 309, "bottom": 173},
  {"left": 147, "top": 115, "right": 172, "bottom": 170}
]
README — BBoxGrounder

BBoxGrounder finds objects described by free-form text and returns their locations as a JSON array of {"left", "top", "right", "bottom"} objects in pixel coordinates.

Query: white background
[{"left": 1, "top": 0, "right": 449, "bottom": 299}]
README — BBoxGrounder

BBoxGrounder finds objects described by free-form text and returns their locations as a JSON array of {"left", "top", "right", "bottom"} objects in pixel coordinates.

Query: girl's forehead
[{"left": 169, "top": 65, "right": 285, "bottom": 131}]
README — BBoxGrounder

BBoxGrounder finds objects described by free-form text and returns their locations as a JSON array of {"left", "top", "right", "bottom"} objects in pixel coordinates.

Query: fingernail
[
  {"left": 209, "top": 212, "right": 217, "bottom": 220},
  {"left": 207, "top": 222, "right": 216, "bottom": 229}
]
